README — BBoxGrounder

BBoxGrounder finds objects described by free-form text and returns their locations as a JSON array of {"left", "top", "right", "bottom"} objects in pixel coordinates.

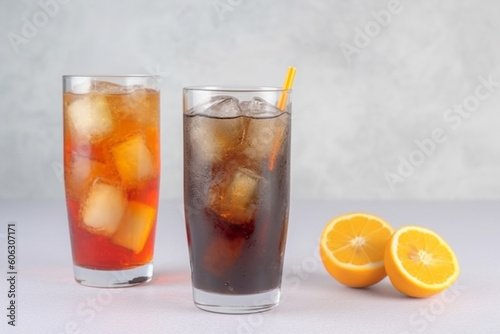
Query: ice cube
[
  {"left": 188, "top": 96, "right": 242, "bottom": 118},
  {"left": 111, "top": 134, "right": 155, "bottom": 186},
  {"left": 203, "top": 234, "right": 245, "bottom": 277},
  {"left": 65, "top": 155, "right": 111, "bottom": 200},
  {"left": 123, "top": 89, "right": 148, "bottom": 113},
  {"left": 92, "top": 80, "right": 130, "bottom": 94},
  {"left": 208, "top": 96, "right": 241, "bottom": 117},
  {"left": 70, "top": 80, "right": 127, "bottom": 95},
  {"left": 112, "top": 201, "right": 156, "bottom": 253},
  {"left": 210, "top": 168, "right": 260, "bottom": 225},
  {"left": 240, "top": 97, "right": 283, "bottom": 117},
  {"left": 187, "top": 115, "right": 246, "bottom": 164},
  {"left": 66, "top": 94, "right": 114, "bottom": 140},
  {"left": 81, "top": 181, "right": 127, "bottom": 236},
  {"left": 242, "top": 113, "right": 290, "bottom": 164},
  {"left": 117, "top": 89, "right": 159, "bottom": 126}
]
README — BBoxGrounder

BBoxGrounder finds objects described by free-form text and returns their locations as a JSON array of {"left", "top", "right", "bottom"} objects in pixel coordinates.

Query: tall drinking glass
[
  {"left": 63, "top": 75, "right": 160, "bottom": 287},
  {"left": 183, "top": 87, "right": 292, "bottom": 313}
]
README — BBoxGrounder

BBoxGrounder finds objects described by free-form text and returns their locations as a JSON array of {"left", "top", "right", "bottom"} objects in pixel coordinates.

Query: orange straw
[
  {"left": 269, "top": 66, "right": 296, "bottom": 170},
  {"left": 277, "top": 67, "right": 296, "bottom": 110}
]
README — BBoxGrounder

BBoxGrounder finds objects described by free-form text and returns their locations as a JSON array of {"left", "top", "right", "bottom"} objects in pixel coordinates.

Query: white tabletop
[{"left": 0, "top": 200, "right": 498, "bottom": 334}]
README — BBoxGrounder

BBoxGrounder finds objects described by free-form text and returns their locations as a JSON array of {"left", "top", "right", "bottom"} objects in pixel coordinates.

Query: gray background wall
[{"left": 1, "top": 0, "right": 499, "bottom": 200}]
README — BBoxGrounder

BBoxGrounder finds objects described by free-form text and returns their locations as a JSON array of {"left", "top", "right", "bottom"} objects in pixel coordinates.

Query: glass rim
[
  {"left": 183, "top": 86, "right": 292, "bottom": 93},
  {"left": 63, "top": 74, "right": 160, "bottom": 79}
]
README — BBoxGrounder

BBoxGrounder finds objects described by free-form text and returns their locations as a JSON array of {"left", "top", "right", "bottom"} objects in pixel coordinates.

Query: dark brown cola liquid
[{"left": 184, "top": 113, "right": 290, "bottom": 294}]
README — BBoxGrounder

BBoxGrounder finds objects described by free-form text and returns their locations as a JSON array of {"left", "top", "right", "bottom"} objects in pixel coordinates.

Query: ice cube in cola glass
[
  {"left": 183, "top": 87, "right": 291, "bottom": 313},
  {"left": 63, "top": 75, "right": 160, "bottom": 287}
]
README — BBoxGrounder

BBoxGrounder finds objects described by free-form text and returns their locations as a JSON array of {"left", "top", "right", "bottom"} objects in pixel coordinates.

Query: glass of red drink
[
  {"left": 63, "top": 75, "right": 160, "bottom": 287},
  {"left": 183, "top": 87, "right": 292, "bottom": 313}
]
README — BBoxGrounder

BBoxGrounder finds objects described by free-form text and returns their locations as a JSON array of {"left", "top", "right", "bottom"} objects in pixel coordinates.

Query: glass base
[
  {"left": 192, "top": 287, "right": 280, "bottom": 314},
  {"left": 73, "top": 263, "right": 153, "bottom": 288}
]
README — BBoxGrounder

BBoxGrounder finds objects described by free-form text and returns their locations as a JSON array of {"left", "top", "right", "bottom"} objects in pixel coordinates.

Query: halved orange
[
  {"left": 320, "top": 213, "right": 394, "bottom": 288},
  {"left": 384, "top": 225, "right": 459, "bottom": 297}
]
